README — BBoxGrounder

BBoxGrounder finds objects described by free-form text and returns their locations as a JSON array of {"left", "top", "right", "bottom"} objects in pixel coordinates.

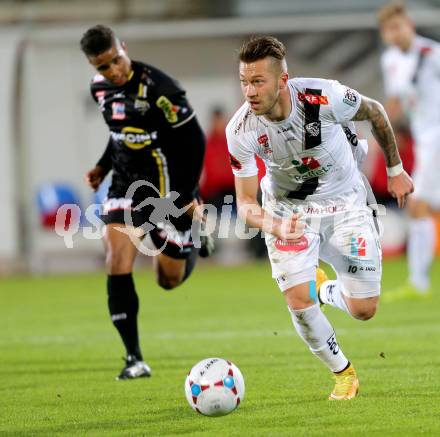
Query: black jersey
[{"left": 90, "top": 61, "right": 204, "bottom": 205}]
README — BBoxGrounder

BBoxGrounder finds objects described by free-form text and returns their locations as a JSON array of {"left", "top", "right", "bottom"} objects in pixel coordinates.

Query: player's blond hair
[{"left": 377, "top": 1, "right": 408, "bottom": 25}]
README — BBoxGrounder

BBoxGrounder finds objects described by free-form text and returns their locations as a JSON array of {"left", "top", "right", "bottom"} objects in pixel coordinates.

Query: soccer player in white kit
[
  {"left": 227, "top": 36, "right": 414, "bottom": 400},
  {"left": 379, "top": 2, "right": 439, "bottom": 300}
]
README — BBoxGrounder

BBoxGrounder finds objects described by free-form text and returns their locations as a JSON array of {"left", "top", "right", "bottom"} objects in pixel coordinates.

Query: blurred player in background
[
  {"left": 379, "top": 2, "right": 439, "bottom": 300},
  {"left": 227, "top": 36, "right": 413, "bottom": 400},
  {"left": 80, "top": 25, "right": 213, "bottom": 380},
  {"left": 200, "top": 107, "right": 235, "bottom": 209}
]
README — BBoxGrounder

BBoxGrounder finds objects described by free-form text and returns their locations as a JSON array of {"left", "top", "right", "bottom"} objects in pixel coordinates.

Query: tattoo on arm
[{"left": 352, "top": 96, "right": 401, "bottom": 167}]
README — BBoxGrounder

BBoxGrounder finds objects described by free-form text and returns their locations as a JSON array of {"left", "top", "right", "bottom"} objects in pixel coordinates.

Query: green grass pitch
[{"left": 1, "top": 258, "right": 440, "bottom": 436}]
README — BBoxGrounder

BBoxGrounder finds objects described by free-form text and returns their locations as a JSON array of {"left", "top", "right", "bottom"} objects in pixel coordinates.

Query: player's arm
[
  {"left": 154, "top": 72, "right": 204, "bottom": 210},
  {"left": 351, "top": 96, "right": 414, "bottom": 208},
  {"left": 84, "top": 137, "right": 112, "bottom": 191},
  {"left": 166, "top": 116, "right": 205, "bottom": 209},
  {"left": 235, "top": 176, "right": 304, "bottom": 241}
]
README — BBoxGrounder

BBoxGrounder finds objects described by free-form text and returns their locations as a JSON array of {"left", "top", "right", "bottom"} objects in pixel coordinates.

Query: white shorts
[
  {"left": 263, "top": 181, "right": 382, "bottom": 299},
  {"left": 412, "top": 131, "right": 440, "bottom": 209}
]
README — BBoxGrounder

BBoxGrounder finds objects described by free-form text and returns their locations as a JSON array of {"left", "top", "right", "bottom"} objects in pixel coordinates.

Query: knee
[
  {"left": 106, "top": 250, "right": 132, "bottom": 274},
  {"left": 351, "top": 305, "right": 377, "bottom": 321},
  {"left": 157, "top": 273, "right": 182, "bottom": 290}
]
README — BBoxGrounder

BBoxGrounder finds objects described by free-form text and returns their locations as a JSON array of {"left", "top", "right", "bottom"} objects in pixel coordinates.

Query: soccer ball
[{"left": 185, "top": 357, "right": 245, "bottom": 416}]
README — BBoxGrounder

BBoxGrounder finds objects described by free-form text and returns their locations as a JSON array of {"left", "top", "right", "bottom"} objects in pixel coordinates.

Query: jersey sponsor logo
[
  {"left": 156, "top": 96, "right": 179, "bottom": 123},
  {"left": 95, "top": 91, "right": 106, "bottom": 112},
  {"left": 110, "top": 127, "right": 157, "bottom": 150},
  {"left": 229, "top": 153, "right": 242, "bottom": 170},
  {"left": 305, "top": 121, "right": 321, "bottom": 137},
  {"left": 275, "top": 236, "right": 309, "bottom": 252},
  {"left": 290, "top": 157, "right": 332, "bottom": 181},
  {"left": 350, "top": 236, "right": 366, "bottom": 257},
  {"left": 304, "top": 204, "right": 346, "bottom": 215},
  {"left": 258, "top": 134, "right": 272, "bottom": 154},
  {"left": 343, "top": 88, "right": 357, "bottom": 107},
  {"left": 112, "top": 102, "right": 126, "bottom": 120},
  {"left": 297, "top": 92, "right": 328, "bottom": 105}
]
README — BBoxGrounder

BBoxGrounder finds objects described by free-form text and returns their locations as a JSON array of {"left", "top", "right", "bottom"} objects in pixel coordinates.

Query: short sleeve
[
  {"left": 226, "top": 127, "right": 258, "bottom": 178},
  {"left": 325, "top": 80, "right": 362, "bottom": 123}
]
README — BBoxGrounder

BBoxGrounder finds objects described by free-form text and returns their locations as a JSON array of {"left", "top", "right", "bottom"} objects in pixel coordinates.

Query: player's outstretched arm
[
  {"left": 235, "top": 176, "right": 304, "bottom": 241},
  {"left": 351, "top": 96, "right": 414, "bottom": 208}
]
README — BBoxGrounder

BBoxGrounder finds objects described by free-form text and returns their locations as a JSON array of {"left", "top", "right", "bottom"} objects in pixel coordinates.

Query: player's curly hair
[
  {"left": 80, "top": 24, "right": 116, "bottom": 57},
  {"left": 238, "top": 36, "right": 286, "bottom": 63}
]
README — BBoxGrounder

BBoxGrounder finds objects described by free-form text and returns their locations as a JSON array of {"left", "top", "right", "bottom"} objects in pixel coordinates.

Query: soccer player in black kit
[{"left": 80, "top": 25, "right": 213, "bottom": 380}]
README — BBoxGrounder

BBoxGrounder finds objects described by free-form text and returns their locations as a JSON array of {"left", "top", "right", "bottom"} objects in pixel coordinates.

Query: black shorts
[{"left": 101, "top": 196, "right": 195, "bottom": 260}]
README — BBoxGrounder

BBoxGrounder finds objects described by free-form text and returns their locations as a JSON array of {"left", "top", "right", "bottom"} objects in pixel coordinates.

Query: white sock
[
  {"left": 408, "top": 218, "right": 435, "bottom": 291},
  {"left": 319, "top": 280, "right": 351, "bottom": 316},
  {"left": 289, "top": 304, "right": 349, "bottom": 373}
]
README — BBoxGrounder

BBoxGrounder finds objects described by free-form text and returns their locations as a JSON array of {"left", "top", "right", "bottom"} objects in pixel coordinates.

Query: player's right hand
[
  {"left": 387, "top": 170, "right": 414, "bottom": 208},
  {"left": 274, "top": 214, "right": 305, "bottom": 242},
  {"left": 84, "top": 165, "right": 105, "bottom": 191}
]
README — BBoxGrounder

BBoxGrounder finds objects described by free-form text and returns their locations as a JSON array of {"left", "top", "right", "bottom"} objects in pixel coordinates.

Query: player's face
[
  {"left": 239, "top": 58, "right": 284, "bottom": 116},
  {"left": 88, "top": 40, "right": 132, "bottom": 86},
  {"left": 380, "top": 15, "right": 414, "bottom": 51}
]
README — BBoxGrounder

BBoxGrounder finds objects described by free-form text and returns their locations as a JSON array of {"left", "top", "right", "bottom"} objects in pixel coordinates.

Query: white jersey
[
  {"left": 226, "top": 78, "right": 362, "bottom": 201},
  {"left": 381, "top": 35, "right": 440, "bottom": 141}
]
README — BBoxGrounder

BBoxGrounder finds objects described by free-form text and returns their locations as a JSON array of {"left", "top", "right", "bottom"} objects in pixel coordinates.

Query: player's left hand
[{"left": 387, "top": 170, "right": 414, "bottom": 208}]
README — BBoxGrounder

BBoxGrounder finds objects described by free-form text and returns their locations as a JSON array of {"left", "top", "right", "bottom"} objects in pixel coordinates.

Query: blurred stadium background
[{"left": 1, "top": 0, "right": 440, "bottom": 274}]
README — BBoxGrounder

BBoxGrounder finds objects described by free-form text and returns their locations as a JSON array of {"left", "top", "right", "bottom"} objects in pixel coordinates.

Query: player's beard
[{"left": 254, "top": 88, "right": 281, "bottom": 117}]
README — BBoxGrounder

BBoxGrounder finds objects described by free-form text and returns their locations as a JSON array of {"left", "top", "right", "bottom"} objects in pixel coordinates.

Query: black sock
[
  {"left": 107, "top": 273, "right": 143, "bottom": 361},
  {"left": 182, "top": 246, "right": 198, "bottom": 282}
]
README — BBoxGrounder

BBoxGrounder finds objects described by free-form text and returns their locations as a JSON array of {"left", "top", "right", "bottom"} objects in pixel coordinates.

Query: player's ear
[
  {"left": 121, "top": 40, "right": 128, "bottom": 54},
  {"left": 279, "top": 72, "right": 289, "bottom": 90}
]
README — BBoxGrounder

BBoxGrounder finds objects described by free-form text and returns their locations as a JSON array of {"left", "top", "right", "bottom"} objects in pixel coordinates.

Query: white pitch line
[{"left": 1, "top": 323, "right": 439, "bottom": 345}]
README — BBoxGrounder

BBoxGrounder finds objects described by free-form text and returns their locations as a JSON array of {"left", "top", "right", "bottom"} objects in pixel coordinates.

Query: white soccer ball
[{"left": 185, "top": 357, "right": 245, "bottom": 416}]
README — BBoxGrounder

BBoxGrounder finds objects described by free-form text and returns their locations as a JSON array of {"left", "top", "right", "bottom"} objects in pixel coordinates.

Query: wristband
[{"left": 386, "top": 162, "right": 404, "bottom": 177}]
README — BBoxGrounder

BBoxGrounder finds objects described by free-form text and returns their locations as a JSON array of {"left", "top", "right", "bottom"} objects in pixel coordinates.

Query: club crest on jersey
[
  {"left": 291, "top": 157, "right": 333, "bottom": 181},
  {"left": 134, "top": 98, "right": 150, "bottom": 115},
  {"left": 112, "top": 102, "right": 126, "bottom": 120},
  {"left": 305, "top": 121, "right": 321, "bottom": 137},
  {"left": 258, "top": 134, "right": 272, "bottom": 154},
  {"left": 343, "top": 88, "right": 357, "bottom": 107}
]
